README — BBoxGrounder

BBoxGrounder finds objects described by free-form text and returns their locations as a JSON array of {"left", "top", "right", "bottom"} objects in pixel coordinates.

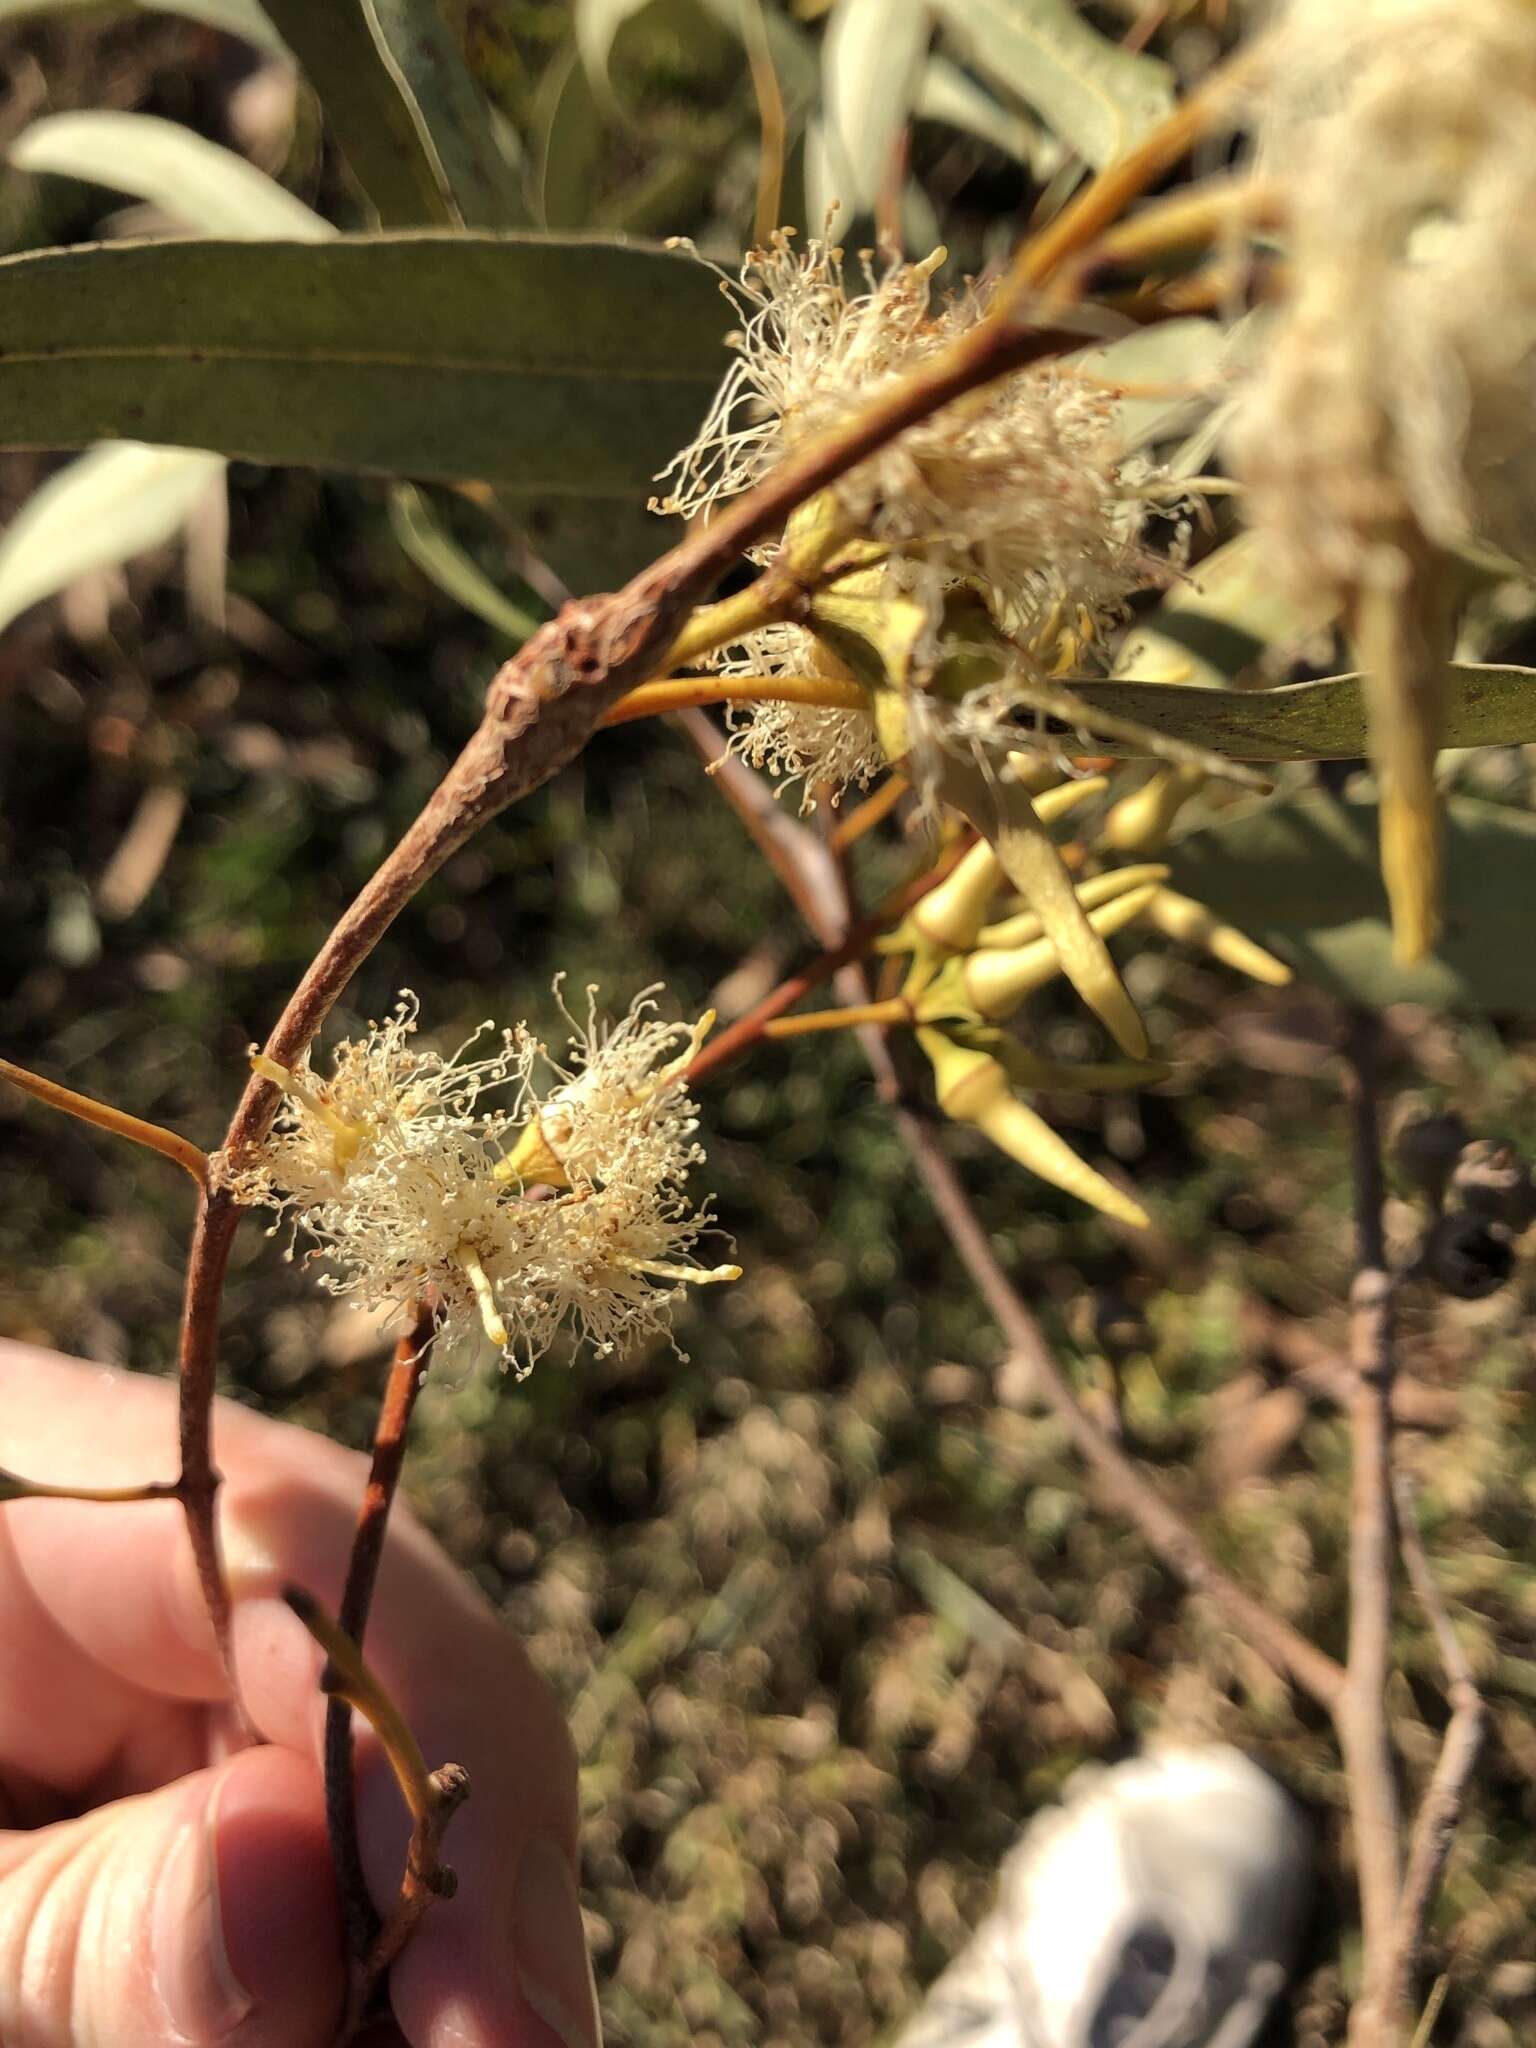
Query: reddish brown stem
[
  {"left": 326, "top": 1300, "right": 440, "bottom": 1975},
  {"left": 174, "top": 1190, "right": 243, "bottom": 1702}
]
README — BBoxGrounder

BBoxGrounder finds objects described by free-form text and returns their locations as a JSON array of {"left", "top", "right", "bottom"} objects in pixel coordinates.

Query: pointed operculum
[
  {"left": 920, "top": 1028, "right": 1149, "bottom": 1230},
  {"left": 1351, "top": 531, "right": 1458, "bottom": 966},
  {"left": 960, "top": 885, "right": 1160, "bottom": 1023}
]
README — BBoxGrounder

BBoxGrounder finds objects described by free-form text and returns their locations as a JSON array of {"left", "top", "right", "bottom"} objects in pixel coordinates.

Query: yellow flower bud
[
  {"left": 1099, "top": 765, "right": 1207, "bottom": 853},
  {"left": 957, "top": 886, "right": 1160, "bottom": 1023},
  {"left": 920, "top": 1028, "right": 1149, "bottom": 1229},
  {"left": 1143, "top": 889, "right": 1293, "bottom": 987}
]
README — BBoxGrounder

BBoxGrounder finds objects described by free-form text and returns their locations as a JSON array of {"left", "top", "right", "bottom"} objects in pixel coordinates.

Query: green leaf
[
  {"left": 1, "top": 112, "right": 329, "bottom": 632},
  {"left": 914, "top": 54, "right": 1053, "bottom": 172},
  {"left": 1114, "top": 532, "right": 1339, "bottom": 691},
  {"left": 261, "top": 0, "right": 523, "bottom": 227},
  {"left": 534, "top": 41, "right": 605, "bottom": 232},
  {"left": 1050, "top": 665, "right": 1536, "bottom": 761},
  {"left": 360, "top": 0, "right": 528, "bottom": 228},
  {"left": 0, "top": 441, "right": 225, "bottom": 633},
  {"left": 1071, "top": 318, "right": 1226, "bottom": 455},
  {"left": 929, "top": 0, "right": 1174, "bottom": 169},
  {"left": 575, "top": 0, "right": 654, "bottom": 101},
  {"left": 9, "top": 111, "right": 333, "bottom": 239},
  {"left": 0, "top": 234, "right": 732, "bottom": 502},
  {"left": 387, "top": 483, "right": 542, "bottom": 642},
  {"left": 0, "top": 0, "right": 285, "bottom": 50},
  {"left": 808, "top": 0, "right": 931, "bottom": 222},
  {"left": 1165, "top": 791, "right": 1536, "bottom": 1014}
]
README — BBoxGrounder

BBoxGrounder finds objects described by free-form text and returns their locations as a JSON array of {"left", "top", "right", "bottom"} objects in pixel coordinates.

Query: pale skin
[{"left": 0, "top": 1339, "right": 599, "bottom": 2048}]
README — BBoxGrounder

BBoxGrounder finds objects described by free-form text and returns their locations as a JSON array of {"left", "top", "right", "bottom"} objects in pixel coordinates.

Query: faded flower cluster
[
  {"left": 219, "top": 990, "right": 736, "bottom": 1377},
  {"left": 656, "top": 233, "right": 1167, "bottom": 806},
  {"left": 1231, "top": 0, "right": 1536, "bottom": 587}
]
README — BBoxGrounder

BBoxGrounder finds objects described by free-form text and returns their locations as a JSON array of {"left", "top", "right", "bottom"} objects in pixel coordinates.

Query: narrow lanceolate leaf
[
  {"left": 928, "top": 0, "right": 1174, "bottom": 170},
  {"left": 360, "top": 0, "right": 528, "bottom": 227},
  {"left": 10, "top": 112, "right": 333, "bottom": 239},
  {"left": 387, "top": 484, "right": 542, "bottom": 644},
  {"left": 939, "top": 758, "right": 1149, "bottom": 1058},
  {"left": 1000, "top": 666, "right": 1536, "bottom": 763},
  {"left": 1, "top": 114, "right": 329, "bottom": 633},
  {"left": 1164, "top": 792, "right": 1536, "bottom": 1016},
  {"left": 0, "top": 442, "right": 225, "bottom": 633},
  {"left": 534, "top": 41, "right": 605, "bottom": 233},
  {"left": 0, "top": 0, "right": 286, "bottom": 51},
  {"left": 915, "top": 55, "right": 1052, "bottom": 171},
  {"left": 0, "top": 235, "right": 732, "bottom": 498},
  {"left": 813, "top": 0, "right": 931, "bottom": 218},
  {"left": 262, "top": 0, "right": 523, "bottom": 227}
]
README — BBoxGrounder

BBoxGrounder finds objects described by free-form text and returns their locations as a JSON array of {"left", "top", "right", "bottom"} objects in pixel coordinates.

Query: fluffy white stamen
[
  {"left": 219, "top": 988, "right": 732, "bottom": 1377},
  {"left": 1230, "top": 0, "right": 1536, "bottom": 584},
  {"left": 657, "top": 234, "right": 1167, "bottom": 805}
]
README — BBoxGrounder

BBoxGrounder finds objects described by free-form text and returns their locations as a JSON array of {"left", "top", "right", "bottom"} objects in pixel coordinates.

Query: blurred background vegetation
[{"left": 3, "top": 5, "right": 1536, "bottom": 2044}]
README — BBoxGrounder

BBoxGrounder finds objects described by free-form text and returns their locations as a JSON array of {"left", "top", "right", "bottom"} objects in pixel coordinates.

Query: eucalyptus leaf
[
  {"left": 575, "top": 0, "right": 654, "bottom": 100},
  {"left": 535, "top": 41, "right": 605, "bottom": 233},
  {"left": 1114, "top": 531, "right": 1337, "bottom": 690},
  {"left": 0, "top": 0, "right": 285, "bottom": 49},
  {"left": 915, "top": 54, "right": 1052, "bottom": 172},
  {"left": 1, "top": 112, "right": 329, "bottom": 632},
  {"left": 0, "top": 234, "right": 732, "bottom": 500},
  {"left": 388, "top": 484, "right": 542, "bottom": 643},
  {"left": 259, "top": 0, "right": 459, "bottom": 225},
  {"left": 1060, "top": 665, "right": 1536, "bottom": 760},
  {"left": 9, "top": 111, "right": 332, "bottom": 239},
  {"left": 0, "top": 441, "right": 225, "bottom": 633},
  {"left": 1165, "top": 792, "right": 1536, "bottom": 1014},
  {"left": 361, "top": 0, "right": 528, "bottom": 227},
  {"left": 811, "top": 0, "right": 931, "bottom": 221},
  {"left": 929, "top": 0, "right": 1174, "bottom": 169}
]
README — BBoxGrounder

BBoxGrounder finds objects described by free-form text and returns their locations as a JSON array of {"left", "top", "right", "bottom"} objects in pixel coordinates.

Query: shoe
[{"left": 895, "top": 1745, "right": 1313, "bottom": 2048}]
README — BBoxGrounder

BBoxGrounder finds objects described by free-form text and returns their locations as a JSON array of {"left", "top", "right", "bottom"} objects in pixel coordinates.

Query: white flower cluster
[
  {"left": 656, "top": 233, "right": 1162, "bottom": 805},
  {"left": 1231, "top": 0, "right": 1536, "bottom": 585},
  {"left": 221, "top": 989, "right": 736, "bottom": 1378}
]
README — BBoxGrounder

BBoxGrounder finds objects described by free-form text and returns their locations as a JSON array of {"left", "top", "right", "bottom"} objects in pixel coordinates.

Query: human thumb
[{"left": 0, "top": 1746, "right": 344, "bottom": 2047}]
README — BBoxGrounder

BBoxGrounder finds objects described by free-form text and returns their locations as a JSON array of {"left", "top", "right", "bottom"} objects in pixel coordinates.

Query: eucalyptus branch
[
  {"left": 0, "top": 1054, "right": 207, "bottom": 1185},
  {"left": 285, "top": 1581, "right": 469, "bottom": 2039},
  {"left": 1384, "top": 1472, "right": 1486, "bottom": 2026},
  {"left": 1339, "top": 1006, "right": 1406, "bottom": 2043},
  {"left": 325, "top": 1299, "right": 440, "bottom": 1985},
  {"left": 162, "top": 57, "right": 1249, "bottom": 1713}
]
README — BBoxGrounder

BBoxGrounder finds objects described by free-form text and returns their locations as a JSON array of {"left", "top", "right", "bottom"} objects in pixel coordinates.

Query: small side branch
[
  {"left": 325, "top": 1300, "right": 439, "bottom": 1975},
  {"left": 1384, "top": 1472, "right": 1487, "bottom": 2027},
  {"left": 286, "top": 1573, "right": 466, "bottom": 2041},
  {"left": 0, "top": 1054, "right": 207, "bottom": 1185},
  {"left": 1338, "top": 1008, "right": 1405, "bottom": 2041}
]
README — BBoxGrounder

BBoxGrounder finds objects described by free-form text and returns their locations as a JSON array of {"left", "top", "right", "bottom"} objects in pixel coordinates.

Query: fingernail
[
  {"left": 512, "top": 1835, "right": 602, "bottom": 2048},
  {"left": 152, "top": 1792, "right": 255, "bottom": 2042}
]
